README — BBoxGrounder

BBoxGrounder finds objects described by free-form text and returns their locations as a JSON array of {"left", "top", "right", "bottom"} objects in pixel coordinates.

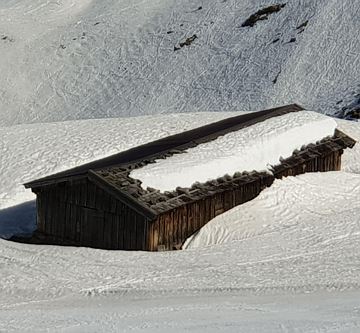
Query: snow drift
[{"left": 184, "top": 171, "right": 360, "bottom": 249}]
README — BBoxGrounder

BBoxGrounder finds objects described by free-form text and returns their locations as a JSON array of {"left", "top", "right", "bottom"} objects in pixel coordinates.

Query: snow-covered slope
[
  {"left": 0, "top": 0, "right": 359, "bottom": 126},
  {"left": 2, "top": 171, "right": 360, "bottom": 305}
]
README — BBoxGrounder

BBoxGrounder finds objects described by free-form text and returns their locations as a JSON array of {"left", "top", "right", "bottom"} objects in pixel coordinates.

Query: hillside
[{"left": 0, "top": 0, "right": 359, "bottom": 126}]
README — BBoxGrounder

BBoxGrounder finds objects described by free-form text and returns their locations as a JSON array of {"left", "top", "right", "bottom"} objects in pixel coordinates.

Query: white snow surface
[
  {"left": 131, "top": 111, "right": 336, "bottom": 192},
  {"left": 0, "top": 112, "right": 360, "bottom": 331},
  {"left": 0, "top": 0, "right": 359, "bottom": 126}
]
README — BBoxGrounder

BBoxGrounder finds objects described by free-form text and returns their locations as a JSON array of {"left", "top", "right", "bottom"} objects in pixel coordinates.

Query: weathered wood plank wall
[
  {"left": 35, "top": 179, "right": 148, "bottom": 250},
  {"left": 273, "top": 150, "right": 343, "bottom": 178}
]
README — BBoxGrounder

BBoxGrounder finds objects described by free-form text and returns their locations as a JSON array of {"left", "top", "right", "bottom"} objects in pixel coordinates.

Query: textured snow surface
[
  {"left": 338, "top": 119, "right": 360, "bottom": 174},
  {"left": 0, "top": 0, "right": 359, "bottom": 126},
  {"left": 1, "top": 291, "right": 360, "bottom": 332},
  {"left": 131, "top": 111, "right": 336, "bottom": 191}
]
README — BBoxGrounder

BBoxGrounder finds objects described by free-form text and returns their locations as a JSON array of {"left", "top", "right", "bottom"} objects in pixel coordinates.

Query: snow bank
[
  {"left": 131, "top": 111, "right": 337, "bottom": 192},
  {"left": 184, "top": 172, "right": 360, "bottom": 249},
  {"left": 337, "top": 119, "right": 360, "bottom": 174}
]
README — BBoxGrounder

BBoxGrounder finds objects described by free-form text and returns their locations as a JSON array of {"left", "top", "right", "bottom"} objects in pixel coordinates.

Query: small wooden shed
[{"left": 24, "top": 105, "right": 356, "bottom": 251}]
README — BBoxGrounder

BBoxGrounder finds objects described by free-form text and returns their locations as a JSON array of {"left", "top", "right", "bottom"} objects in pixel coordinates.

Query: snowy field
[
  {"left": 0, "top": 0, "right": 359, "bottom": 126},
  {"left": 0, "top": 112, "right": 360, "bottom": 332}
]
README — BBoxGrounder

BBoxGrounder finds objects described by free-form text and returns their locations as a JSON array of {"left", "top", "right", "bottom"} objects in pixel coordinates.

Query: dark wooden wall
[
  {"left": 35, "top": 179, "right": 149, "bottom": 250},
  {"left": 148, "top": 150, "right": 343, "bottom": 251},
  {"left": 273, "top": 149, "right": 343, "bottom": 178}
]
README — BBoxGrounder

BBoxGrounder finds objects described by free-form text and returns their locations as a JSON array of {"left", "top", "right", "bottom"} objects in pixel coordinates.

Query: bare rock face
[
  {"left": 241, "top": 3, "right": 286, "bottom": 28},
  {"left": 337, "top": 93, "right": 360, "bottom": 120},
  {"left": 344, "top": 106, "right": 360, "bottom": 120}
]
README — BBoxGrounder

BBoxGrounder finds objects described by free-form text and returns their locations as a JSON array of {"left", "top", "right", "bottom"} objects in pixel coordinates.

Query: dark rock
[
  {"left": 241, "top": 3, "right": 286, "bottom": 28},
  {"left": 296, "top": 20, "right": 309, "bottom": 30},
  {"left": 179, "top": 34, "right": 198, "bottom": 47},
  {"left": 174, "top": 34, "right": 198, "bottom": 51}
]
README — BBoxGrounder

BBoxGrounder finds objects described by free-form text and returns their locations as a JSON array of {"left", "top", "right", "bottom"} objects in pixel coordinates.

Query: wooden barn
[{"left": 24, "top": 105, "right": 356, "bottom": 251}]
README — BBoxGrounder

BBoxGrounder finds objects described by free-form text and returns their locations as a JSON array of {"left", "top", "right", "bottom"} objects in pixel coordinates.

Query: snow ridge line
[{"left": 81, "top": 282, "right": 360, "bottom": 298}]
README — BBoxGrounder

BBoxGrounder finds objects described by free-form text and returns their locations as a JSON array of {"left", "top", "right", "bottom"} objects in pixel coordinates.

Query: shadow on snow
[{"left": 0, "top": 200, "right": 36, "bottom": 239}]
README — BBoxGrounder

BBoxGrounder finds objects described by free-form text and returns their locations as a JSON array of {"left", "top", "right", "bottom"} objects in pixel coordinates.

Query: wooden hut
[{"left": 24, "top": 105, "right": 356, "bottom": 251}]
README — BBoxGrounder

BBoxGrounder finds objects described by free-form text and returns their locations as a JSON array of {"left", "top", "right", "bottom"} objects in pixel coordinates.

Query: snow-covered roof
[
  {"left": 24, "top": 104, "right": 303, "bottom": 189},
  {"left": 130, "top": 111, "right": 337, "bottom": 192},
  {"left": 92, "top": 128, "right": 354, "bottom": 217}
]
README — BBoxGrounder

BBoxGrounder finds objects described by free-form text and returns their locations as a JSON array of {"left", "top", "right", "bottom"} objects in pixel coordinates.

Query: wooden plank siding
[
  {"left": 34, "top": 178, "right": 148, "bottom": 250},
  {"left": 272, "top": 150, "right": 343, "bottom": 178}
]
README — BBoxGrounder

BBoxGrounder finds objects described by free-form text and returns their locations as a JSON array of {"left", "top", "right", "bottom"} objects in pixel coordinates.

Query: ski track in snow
[{"left": 0, "top": 0, "right": 359, "bottom": 126}]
